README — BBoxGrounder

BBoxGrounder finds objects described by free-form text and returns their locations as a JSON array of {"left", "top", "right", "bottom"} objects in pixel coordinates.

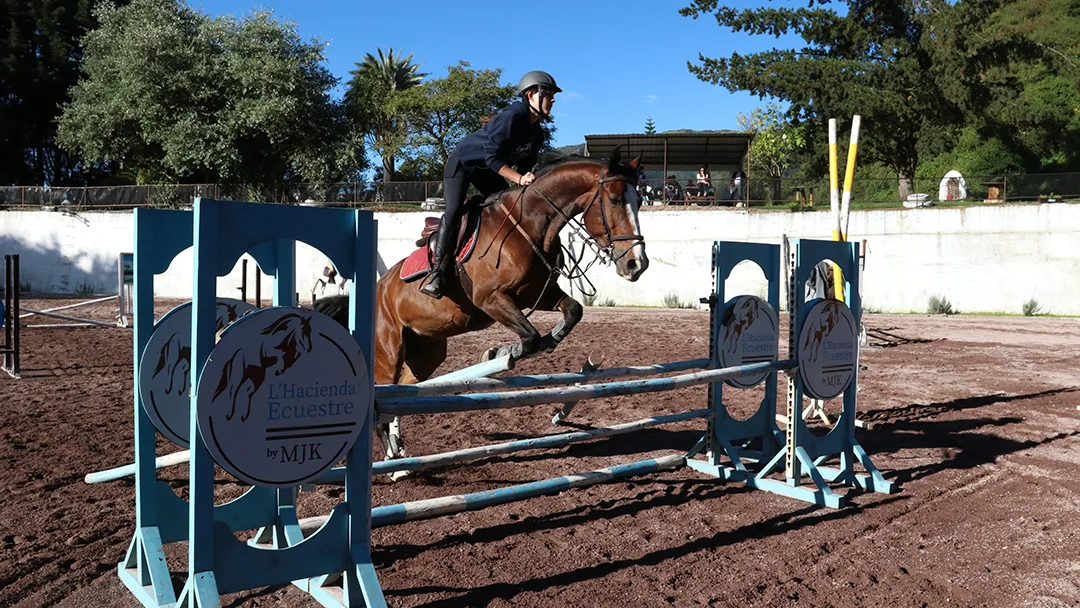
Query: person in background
[
  {"left": 421, "top": 70, "right": 560, "bottom": 299},
  {"left": 731, "top": 167, "right": 747, "bottom": 205},
  {"left": 696, "top": 166, "right": 712, "bottom": 198}
]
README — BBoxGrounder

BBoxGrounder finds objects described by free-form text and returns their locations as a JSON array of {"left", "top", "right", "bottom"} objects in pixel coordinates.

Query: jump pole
[
  {"left": 84, "top": 353, "right": 514, "bottom": 485},
  {"left": 315, "top": 408, "right": 713, "bottom": 482}
]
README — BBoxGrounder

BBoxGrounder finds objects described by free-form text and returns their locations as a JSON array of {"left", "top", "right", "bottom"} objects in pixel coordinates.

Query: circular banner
[
  {"left": 196, "top": 307, "right": 370, "bottom": 488},
  {"left": 139, "top": 298, "right": 256, "bottom": 447},
  {"left": 715, "top": 295, "right": 779, "bottom": 388},
  {"left": 797, "top": 298, "right": 858, "bottom": 400}
]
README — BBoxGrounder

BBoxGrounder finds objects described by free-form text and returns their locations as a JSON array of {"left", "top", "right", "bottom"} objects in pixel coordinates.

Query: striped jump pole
[
  {"left": 296, "top": 454, "right": 687, "bottom": 534},
  {"left": 315, "top": 408, "right": 713, "bottom": 482},
  {"left": 378, "top": 356, "right": 714, "bottom": 399},
  {"left": 84, "top": 354, "right": 514, "bottom": 485},
  {"left": 378, "top": 360, "right": 797, "bottom": 416}
]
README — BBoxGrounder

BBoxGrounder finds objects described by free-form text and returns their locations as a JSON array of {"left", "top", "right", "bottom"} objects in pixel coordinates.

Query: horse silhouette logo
[
  {"left": 149, "top": 300, "right": 250, "bottom": 397},
  {"left": 212, "top": 313, "right": 313, "bottom": 423},
  {"left": 801, "top": 300, "right": 841, "bottom": 363},
  {"left": 722, "top": 297, "right": 760, "bottom": 354}
]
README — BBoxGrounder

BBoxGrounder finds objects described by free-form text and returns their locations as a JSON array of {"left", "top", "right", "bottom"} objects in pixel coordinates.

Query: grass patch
[
  {"left": 74, "top": 281, "right": 98, "bottom": 296},
  {"left": 598, "top": 297, "right": 617, "bottom": 307},
  {"left": 1022, "top": 298, "right": 1042, "bottom": 316},
  {"left": 927, "top": 295, "right": 957, "bottom": 316},
  {"left": 662, "top": 292, "right": 696, "bottom": 309}
]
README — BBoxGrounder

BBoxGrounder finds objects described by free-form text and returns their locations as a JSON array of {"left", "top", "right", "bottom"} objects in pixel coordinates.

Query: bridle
[
  {"left": 480, "top": 166, "right": 646, "bottom": 300},
  {"left": 533, "top": 168, "right": 645, "bottom": 267}
]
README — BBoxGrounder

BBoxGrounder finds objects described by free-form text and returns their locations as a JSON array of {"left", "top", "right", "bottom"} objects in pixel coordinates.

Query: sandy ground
[{"left": 2, "top": 298, "right": 1080, "bottom": 607}]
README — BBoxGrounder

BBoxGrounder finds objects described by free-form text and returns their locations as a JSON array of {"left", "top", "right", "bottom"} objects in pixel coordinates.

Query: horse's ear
[
  {"left": 608, "top": 144, "right": 622, "bottom": 169},
  {"left": 628, "top": 156, "right": 641, "bottom": 170}
]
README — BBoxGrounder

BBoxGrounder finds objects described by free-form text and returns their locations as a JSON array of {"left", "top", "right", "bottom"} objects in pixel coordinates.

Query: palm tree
[{"left": 346, "top": 48, "right": 427, "bottom": 183}]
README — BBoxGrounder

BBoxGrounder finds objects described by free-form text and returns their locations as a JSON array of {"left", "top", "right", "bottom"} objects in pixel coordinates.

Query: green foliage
[
  {"left": 394, "top": 62, "right": 516, "bottom": 181},
  {"left": 927, "top": 295, "right": 957, "bottom": 316},
  {"left": 662, "top": 292, "right": 696, "bottom": 309},
  {"left": 738, "top": 102, "right": 806, "bottom": 202},
  {"left": 56, "top": 0, "right": 362, "bottom": 197},
  {"left": 1023, "top": 298, "right": 1042, "bottom": 316},
  {"left": 644, "top": 117, "right": 657, "bottom": 135},
  {"left": 681, "top": 0, "right": 963, "bottom": 200},
  {"left": 0, "top": 0, "right": 121, "bottom": 186},
  {"left": 599, "top": 297, "right": 617, "bottom": 307},
  {"left": 345, "top": 47, "right": 427, "bottom": 182}
]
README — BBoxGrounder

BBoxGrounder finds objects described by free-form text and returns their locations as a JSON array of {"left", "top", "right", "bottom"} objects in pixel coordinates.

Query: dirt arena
[{"left": 2, "top": 298, "right": 1079, "bottom": 608}]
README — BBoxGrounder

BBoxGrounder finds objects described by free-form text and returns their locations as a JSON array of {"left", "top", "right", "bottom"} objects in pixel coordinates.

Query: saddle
[{"left": 399, "top": 202, "right": 484, "bottom": 283}]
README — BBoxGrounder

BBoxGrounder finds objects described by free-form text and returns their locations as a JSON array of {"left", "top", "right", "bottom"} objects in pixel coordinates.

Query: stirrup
[{"left": 420, "top": 271, "right": 444, "bottom": 299}]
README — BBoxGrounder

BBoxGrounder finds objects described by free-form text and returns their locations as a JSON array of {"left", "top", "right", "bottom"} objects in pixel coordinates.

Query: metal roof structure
[{"left": 583, "top": 132, "right": 754, "bottom": 169}]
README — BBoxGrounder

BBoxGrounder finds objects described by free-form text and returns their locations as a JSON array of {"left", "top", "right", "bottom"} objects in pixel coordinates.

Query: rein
[{"left": 478, "top": 167, "right": 646, "bottom": 301}]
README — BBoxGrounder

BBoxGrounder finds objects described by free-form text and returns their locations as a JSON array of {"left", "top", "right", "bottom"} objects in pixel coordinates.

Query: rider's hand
[{"left": 518, "top": 172, "right": 536, "bottom": 186}]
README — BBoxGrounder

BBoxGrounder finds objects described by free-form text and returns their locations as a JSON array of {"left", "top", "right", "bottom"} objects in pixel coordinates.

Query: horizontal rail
[
  {"left": 376, "top": 357, "right": 713, "bottom": 399},
  {"left": 84, "top": 450, "right": 191, "bottom": 484},
  {"left": 18, "top": 295, "right": 117, "bottom": 318},
  {"left": 18, "top": 307, "right": 117, "bottom": 328},
  {"left": 379, "top": 360, "right": 796, "bottom": 416},
  {"left": 302, "top": 454, "right": 686, "bottom": 531},
  {"left": 315, "top": 408, "right": 712, "bottom": 481}
]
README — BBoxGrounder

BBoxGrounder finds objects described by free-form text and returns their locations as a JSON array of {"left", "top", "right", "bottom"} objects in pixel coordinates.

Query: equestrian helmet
[{"left": 517, "top": 71, "right": 562, "bottom": 96}]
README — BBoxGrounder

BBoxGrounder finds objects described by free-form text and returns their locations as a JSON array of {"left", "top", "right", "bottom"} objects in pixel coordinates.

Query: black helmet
[{"left": 517, "top": 70, "right": 562, "bottom": 96}]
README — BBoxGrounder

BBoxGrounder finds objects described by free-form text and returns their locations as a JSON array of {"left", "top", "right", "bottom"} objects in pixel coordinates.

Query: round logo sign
[
  {"left": 797, "top": 298, "right": 858, "bottom": 400},
  {"left": 715, "top": 295, "right": 779, "bottom": 388},
  {"left": 139, "top": 298, "right": 256, "bottom": 447},
  {"left": 196, "top": 307, "right": 369, "bottom": 488}
]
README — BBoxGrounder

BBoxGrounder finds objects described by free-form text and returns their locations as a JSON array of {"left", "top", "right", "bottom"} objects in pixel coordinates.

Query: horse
[
  {"left": 315, "top": 147, "right": 649, "bottom": 467},
  {"left": 211, "top": 313, "right": 313, "bottom": 423}
]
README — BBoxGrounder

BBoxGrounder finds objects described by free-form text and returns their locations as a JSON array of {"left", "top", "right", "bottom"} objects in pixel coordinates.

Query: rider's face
[{"left": 528, "top": 88, "right": 556, "bottom": 116}]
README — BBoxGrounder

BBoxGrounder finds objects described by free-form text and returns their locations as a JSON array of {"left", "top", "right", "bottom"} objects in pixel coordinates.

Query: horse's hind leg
[{"left": 385, "top": 332, "right": 448, "bottom": 467}]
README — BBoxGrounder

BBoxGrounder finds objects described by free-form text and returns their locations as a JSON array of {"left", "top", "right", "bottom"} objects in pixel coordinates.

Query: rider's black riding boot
[{"left": 420, "top": 216, "right": 456, "bottom": 299}]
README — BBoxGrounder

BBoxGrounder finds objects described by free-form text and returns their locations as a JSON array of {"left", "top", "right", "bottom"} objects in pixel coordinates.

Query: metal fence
[{"left": 1, "top": 173, "right": 1076, "bottom": 211}]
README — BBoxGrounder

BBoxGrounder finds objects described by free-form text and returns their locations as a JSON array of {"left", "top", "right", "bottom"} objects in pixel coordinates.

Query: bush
[
  {"left": 1022, "top": 298, "right": 1042, "bottom": 316},
  {"left": 927, "top": 295, "right": 957, "bottom": 315},
  {"left": 599, "top": 297, "right": 617, "bottom": 307},
  {"left": 662, "top": 292, "right": 696, "bottom": 309}
]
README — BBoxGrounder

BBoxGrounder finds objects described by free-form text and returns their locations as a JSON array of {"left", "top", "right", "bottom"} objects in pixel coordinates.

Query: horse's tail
[{"left": 312, "top": 294, "right": 350, "bottom": 330}]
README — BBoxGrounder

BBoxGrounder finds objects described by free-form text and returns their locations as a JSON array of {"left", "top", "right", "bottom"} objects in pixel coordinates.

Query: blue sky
[{"left": 194, "top": 0, "right": 807, "bottom": 148}]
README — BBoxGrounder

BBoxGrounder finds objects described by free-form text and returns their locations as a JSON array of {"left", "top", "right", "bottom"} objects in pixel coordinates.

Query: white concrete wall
[{"left": 2, "top": 203, "right": 1078, "bottom": 315}]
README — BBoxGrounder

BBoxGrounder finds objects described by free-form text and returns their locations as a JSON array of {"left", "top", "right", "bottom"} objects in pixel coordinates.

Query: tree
[
  {"left": 345, "top": 48, "right": 427, "bottom": 183},
  {"left": 394, "top": 62, "right": 515, "bottom": 180},
  {"left": 56, "top": 0, "right": 361, "bottom": 200},
  {"left": 923, "top": 0, "right": 1080, "bottom": 173},
  {"left": 681, "top": 0, "right": 963, "bottom": 200},
  {"left": 737, "top": 103, "right": 806, "bottom": 202},
  {"left": 1, "top": 0, "right": 125, "bottom": 186},
  {"left": 644, "top": 117, "right": 657, "bottom": 135}
]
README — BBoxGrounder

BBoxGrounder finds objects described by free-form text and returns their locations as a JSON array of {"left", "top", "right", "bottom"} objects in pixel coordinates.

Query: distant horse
[
  {"left": 315, "top": 148, "right": 649, "bottom": 463},
  {"left": 212, "top": 313, "right": 313, "bottom": 423}
]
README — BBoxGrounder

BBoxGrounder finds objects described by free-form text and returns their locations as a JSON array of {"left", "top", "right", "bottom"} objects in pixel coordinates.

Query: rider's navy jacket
[{"left": 454, "top": 100, "right": 543, "bottom": 175}]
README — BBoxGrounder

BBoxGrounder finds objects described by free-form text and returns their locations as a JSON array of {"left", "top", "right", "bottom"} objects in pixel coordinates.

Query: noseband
[{"left": 534, "top": 168, "right": 645, "bottom": 266}]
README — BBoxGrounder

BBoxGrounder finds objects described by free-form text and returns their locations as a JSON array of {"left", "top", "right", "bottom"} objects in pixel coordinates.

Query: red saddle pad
[{"left": 400, "top": 223, "right": 481, "bottom": 282}]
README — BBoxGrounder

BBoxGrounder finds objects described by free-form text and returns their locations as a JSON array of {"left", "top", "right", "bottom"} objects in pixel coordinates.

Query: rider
[{"left": 421, "top": 70, "right": 560, "bottom": 299}]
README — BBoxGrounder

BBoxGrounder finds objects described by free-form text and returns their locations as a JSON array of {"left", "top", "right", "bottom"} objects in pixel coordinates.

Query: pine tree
[{"left": 644, "top": 117, "right": 657, "bottom": 135}]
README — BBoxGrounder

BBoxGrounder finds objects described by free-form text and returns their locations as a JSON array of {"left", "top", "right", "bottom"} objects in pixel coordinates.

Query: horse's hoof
[
  {"left": 480, "top": 347, "right": 498, "bottom": 363},
  {"left": 388, "top": 470, "right": 411, "bottom": 482}
]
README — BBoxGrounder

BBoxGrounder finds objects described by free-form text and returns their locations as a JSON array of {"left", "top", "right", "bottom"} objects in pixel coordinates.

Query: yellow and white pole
[
  {"left": 840, "top": 115, "right": 861, "bottom": 241},
  {"left": 829, "top": 119, "right": 840, "bottom": 239}
]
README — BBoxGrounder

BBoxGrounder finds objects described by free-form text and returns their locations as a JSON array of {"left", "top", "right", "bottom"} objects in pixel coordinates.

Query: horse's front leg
[
  {"left": 474, "top": 291, "right": 547, "bottom": 363},
  {"left": 535, "top": 285, "right": 583, "bottom": 353}
]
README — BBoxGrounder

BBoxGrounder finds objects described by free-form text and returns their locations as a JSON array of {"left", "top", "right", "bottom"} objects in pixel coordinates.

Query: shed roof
[{"left": 583, "top": 132, "right": 754, "bottom": 168}]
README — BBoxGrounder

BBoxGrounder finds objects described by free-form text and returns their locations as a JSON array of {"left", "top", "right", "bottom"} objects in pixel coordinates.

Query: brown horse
[{"left": 316, "top": 147, "right": 649, "bottom": 462}]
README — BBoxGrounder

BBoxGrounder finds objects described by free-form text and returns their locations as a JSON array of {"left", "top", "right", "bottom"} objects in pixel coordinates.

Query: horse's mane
[{"left": 533, "top": 151, "right": 637, "bottom": 180}]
